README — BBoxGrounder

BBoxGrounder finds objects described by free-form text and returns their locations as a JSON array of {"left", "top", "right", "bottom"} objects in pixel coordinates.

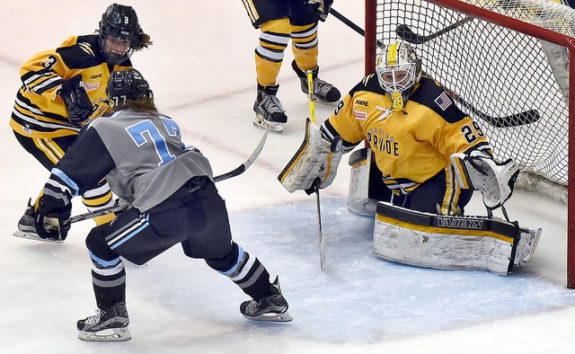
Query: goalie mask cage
[{"left": 364, "top": 0, "right": 575, "bottom": 287}]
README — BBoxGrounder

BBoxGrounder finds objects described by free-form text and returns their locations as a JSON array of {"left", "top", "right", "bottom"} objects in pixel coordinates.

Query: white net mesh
[{"left": 373, "top": 0, "right": 571, "bottom": 187}]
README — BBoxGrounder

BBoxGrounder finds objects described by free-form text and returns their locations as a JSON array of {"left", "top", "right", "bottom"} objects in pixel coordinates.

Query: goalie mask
[
  {"left": 106, "top": 69, "right": 153, "bottom": 108},
  {"left": 98, "top": 3, "right": 143, "bottom": 65},
  {"left": 376, "top": 41, "right": 422, "bottom": 110}
]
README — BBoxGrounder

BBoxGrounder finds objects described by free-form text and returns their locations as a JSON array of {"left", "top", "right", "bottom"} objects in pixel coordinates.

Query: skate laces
[
  {"left": 84, "top": 309, "right": 104, "bottom": 325},
  {"left": 313, "top": 78, "right": 334, "bottom": 96},
  {"left": 260, "top": 93, "right": 285, "bottom": 114}
]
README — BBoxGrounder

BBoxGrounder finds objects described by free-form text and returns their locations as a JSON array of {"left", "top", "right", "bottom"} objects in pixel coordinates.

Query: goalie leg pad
[
  {"left": 278, "top": 118, "right": 342, "bottom": 193},
  {"left": 451, "top": 153, "right": 519, "bottom": 209},
  {"left": 373, "top": 202, "right": 527, "bottom": 274},
  {"left": 514, "top": 227, "right": 542, "bottom": 266}
]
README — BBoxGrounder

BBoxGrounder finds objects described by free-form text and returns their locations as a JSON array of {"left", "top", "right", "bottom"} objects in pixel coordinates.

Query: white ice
[{"left": 0, "top": 1, "right": 573, "bottom": 353}]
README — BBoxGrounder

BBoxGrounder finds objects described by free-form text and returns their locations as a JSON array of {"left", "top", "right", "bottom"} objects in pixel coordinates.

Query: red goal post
[{"left": 364, "top": 0, "right": 575, "bottom": 287}]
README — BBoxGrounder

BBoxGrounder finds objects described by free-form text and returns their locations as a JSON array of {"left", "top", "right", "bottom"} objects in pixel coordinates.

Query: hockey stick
[
  {"left": 395, "top": 17, "right": 474, "bottom": 45},
  {"left": 444, "top": 88, "right": 541, "bottom": 127},
  {"left": 329, "top": 7, "right": 384, "bottom": 48},
  {"left": 68, "top": 129, "right": 269, "bottom": 224},
  {"left": 307, "top": 70, "right": 326, "bottom": 270}
]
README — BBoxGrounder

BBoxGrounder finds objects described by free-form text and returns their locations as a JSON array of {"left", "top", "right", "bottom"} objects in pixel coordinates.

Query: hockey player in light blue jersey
[{"left": 32, "top": 69, "right": 292, "bottom": 342}]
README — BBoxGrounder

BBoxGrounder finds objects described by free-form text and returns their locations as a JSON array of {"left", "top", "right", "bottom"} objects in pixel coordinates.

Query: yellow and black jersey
[
  {"left": 10, "top": 34, "right": 132, "bottom": 139},
  {"left": 324, "top": 74, "right": 492, "bottom": 193}
]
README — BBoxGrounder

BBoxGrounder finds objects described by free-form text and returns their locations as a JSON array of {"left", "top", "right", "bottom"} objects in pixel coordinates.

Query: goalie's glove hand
[
  {"left": 307, "top": 0, "right": 333, "bottom": 21},
  {"left": 451, "top": 151, "right": 519, "bottom": 210},
  {"left": 34, "top": 195, "right": 72, "bottom": 241},
  {"left": 59, "top": 75, "right": 93, "bottom": 125}
]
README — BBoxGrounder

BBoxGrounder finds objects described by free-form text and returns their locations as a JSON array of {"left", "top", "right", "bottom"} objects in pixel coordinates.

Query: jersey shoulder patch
[{"left": 409, "top": 76, "right": 467, "bottom": 123}]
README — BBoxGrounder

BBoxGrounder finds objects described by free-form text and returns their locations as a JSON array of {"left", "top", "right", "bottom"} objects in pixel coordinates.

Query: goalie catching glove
[
  {"left": 451, "top": 150, "right": 519, "bottom": 209},
  {"left": 278, "top": 118, "right": 343, "bottom": 194}
]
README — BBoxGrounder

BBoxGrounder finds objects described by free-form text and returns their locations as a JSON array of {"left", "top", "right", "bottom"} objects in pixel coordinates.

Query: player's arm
[
  {"left": 34, "top": 125, "right": 115, "bottom": 240},
  {"left": 442, "top": 115, "right": 519, "bottom": 209},
  {"left": 278, "top": 84, "right": 365, "bottom": 193}
]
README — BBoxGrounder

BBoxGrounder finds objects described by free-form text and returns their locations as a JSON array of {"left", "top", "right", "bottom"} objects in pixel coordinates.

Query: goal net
[{"left": 364, "top": 0, "right": 575, "bottom": 286}]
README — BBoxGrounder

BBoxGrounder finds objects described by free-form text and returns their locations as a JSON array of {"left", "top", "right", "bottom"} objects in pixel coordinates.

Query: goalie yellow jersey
[
  {"left": 10, "top": 35, "right": 132, "bottom": 139},
  {"left": 326, "top": 74, "right": 492, "bottom": 193}
]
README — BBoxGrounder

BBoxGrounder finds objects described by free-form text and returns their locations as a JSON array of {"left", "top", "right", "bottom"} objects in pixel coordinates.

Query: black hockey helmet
[
  {"left": 98, "top": 3, "right": 142, "bottom": 64},
  {"left": 106, "top": 69, "right": 153, "bottom": 107}
]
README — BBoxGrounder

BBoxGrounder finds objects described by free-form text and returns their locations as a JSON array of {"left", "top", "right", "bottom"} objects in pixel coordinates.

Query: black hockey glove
[
  {"left": 307, "top": 0, "right": 333, "bottom": 21},
  {"left": 59, "top": 75, "right": 93, "bottom": 125},
  {"left": 34, "top": 194, "right": 72, "bottom": 241}
]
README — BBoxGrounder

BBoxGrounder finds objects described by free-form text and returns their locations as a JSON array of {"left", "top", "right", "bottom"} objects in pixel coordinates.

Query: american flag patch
[{"left": 434, "top": 91, "right": 452, "bottom": 111}]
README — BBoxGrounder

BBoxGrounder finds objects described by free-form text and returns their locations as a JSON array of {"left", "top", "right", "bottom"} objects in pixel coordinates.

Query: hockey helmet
[
  {"left": 106, "top": 69, "right": 153, "bottom": 107},
  {"left": 98, "top": 3, "right": 142, "bottom": 64},
  {"left": 375, "top": 41, "right": 422, "bottom": 110}
]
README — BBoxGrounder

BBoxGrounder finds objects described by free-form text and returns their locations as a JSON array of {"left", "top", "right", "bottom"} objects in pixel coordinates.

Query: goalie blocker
[{"left": 373, "top": 202, "right": 541, "bottom": 275}]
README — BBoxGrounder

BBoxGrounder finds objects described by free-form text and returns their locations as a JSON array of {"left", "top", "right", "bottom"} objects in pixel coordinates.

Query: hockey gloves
[
  {"left": 278, "top": 118, "right": 343, "bottom": 194},
  {"left": 451, "top": 151, "right": 520, "bottom": 210},
  {"left": 59, "top": 75, "right": 93, "bottom": 125},
  {"left": 34, "top": 194, "right": 72, "bottom": 241},
  {"left": 307, "top": 0, "right": 333, "bottom": 21}
]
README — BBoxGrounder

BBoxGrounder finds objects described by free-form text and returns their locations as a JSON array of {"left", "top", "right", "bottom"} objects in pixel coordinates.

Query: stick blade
[{"left": 395, "top": 24, "right": 424, "bottom": 44}]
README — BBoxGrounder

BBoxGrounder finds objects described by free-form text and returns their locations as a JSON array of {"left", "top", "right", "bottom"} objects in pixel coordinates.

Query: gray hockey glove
[
  {"left": 34, "top": 194, "right": 72, "bottom": 241},
  {"left": 307, "top": 0, "right": 333, "bottom": 21},
  {"left": 59, "top": 75, "right": 93, "bottom": 125},
  {"left": 451, "top": 151, "right": 519, "bottom": 209},
  {"left": 278, "top": 118, "right": 343, "bottom": 194}
]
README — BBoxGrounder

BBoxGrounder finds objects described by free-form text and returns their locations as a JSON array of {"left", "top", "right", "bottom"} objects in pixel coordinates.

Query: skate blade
[
  {"left": 12, "top": 230, "right": 64, "bottom": 243},
  {"left": 244, "top": 310, "right": 293, "bottom": 323},
  {"left": 253, "top": 115, "right": 284, "bottom": 133},
  {"left": 78, "top": 327, "right": 132, "bottom": 342}
]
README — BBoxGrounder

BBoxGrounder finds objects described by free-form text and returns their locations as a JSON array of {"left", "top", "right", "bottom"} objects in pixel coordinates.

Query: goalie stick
[
  {"left": 66, "top": 129, "right": 269, "bottom": 224},
  {"left": 307, "top": 70, "right": 326, "bottom": 271},
  {"left": 329, "top": 9, "right": 540, "bottom": 128}
]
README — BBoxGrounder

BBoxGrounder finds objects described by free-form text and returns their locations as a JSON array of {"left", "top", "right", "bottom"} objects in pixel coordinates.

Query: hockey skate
[
  {"left": 12, "top": 199, "right": 64, "bottom": 243},
  {"left": 514, "top": 227, "right": 542, "bottom": 266},
  {"left": 253, "top": 84, "right": 287, "bottom": 133},
  {"left": 292, "top": 60, "right": 341, "bottom": 105},
  {"left": 77, "top": 302, "right": 131, "bottom": 341},
  {"left": 240, "top": 276, "right": 292, "bottom": 322}
]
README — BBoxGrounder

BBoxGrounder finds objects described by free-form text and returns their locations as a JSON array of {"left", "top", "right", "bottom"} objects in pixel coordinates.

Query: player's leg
[
  {"left": 401, "top": 168, "right": 473, "bottom": 215},
  {"left": 77, "top": 203, "right": 193, "bottom": 341},
  {"left": 180, "top": 180, "right": 291, "bottom": 322},
  {"left": 289, "top": 3, "right": 341, "bottom": 105},
  {"left": 241, "top": 0, "right": 289, "bottom": 131},
  {"left": 12, "top": 133, "right": 74, "bottom": 241}
]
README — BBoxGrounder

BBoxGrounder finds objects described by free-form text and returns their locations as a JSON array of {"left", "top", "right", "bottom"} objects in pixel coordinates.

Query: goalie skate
[
  {"left": 240, "top": 276, "right": 292, "bottom": 322},
  {"left": 514, "top": 227, "right": 542, "bottom": 266},
  {"left": 77, "top": 302, "right": 131, "bottom": 341}
]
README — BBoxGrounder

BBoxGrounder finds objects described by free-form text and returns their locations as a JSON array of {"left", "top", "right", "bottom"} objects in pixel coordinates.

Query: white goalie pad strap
[
  {"left": 450, "top": 152, "right": 519, "bottom": 209},
  {"left": 372, "top": 202, "right": 533, "bottom": 275},
  {"left": 278, "top": 118, "right": 343, "bottom": 193}
]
